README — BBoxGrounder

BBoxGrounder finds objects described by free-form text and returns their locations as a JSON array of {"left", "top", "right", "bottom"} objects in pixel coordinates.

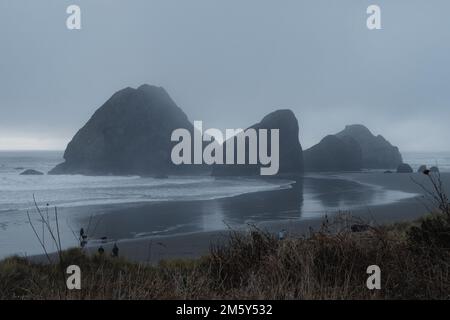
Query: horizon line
[{"left": 0, "top": 149, "right": 450, "bottom": 154}]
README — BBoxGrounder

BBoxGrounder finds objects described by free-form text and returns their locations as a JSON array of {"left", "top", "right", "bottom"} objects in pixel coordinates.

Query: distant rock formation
[
  {"left": 397, "top": 163, "right": 413, "bottom": 173},
  {"left": 49, "top": 85, "right": 206, "bottom": 176},
  {"left": 418, "top": 165, "right": 427, "bottom": 173},
  {"left": 430, "top": 166, "right": 440, "bottom": 173},
  {"left": 212, "top": 109, "right": 304, "bottom": 176},
  {"left": 20, "top": 169, "right": 44, "bottom": 175},
  {"left": 336, "top": 125, "right": 402, "bottom": 169},
  {"left": 304, "top": 135, "right": 362, "bottom": 172}
]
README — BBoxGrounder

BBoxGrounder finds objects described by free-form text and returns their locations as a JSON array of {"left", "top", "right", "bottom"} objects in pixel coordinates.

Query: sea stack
[
  {"left": 49, "top": 85, "right": 205, "bottom": 176},
  {"left": 20, "top": 169, "right": 44, "bottom": 176},
  {"left": 212, "top": 109, "right": 304, "bottom": 177},
  {"left": 397, "top": 163, "right": 413, "bottom": 173},
  {"left": 336, "top": 124, "right": 403, "bottom": 169},
  {"left": 418, "top": 165, "right": 428, "bottom": 173},
  {"left": 430, "top": 166, "right": 440, "bottom": 173},
  {"left": 304, "top": 135, "right": 362, "bottom": 172}
]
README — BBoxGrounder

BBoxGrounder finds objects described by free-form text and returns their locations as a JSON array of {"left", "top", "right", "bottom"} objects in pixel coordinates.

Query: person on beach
[
  {"left": 112, "top": 243, "right": 119, "bottom": 257},
  {"left": 79, "top": 228, "right": 88, "bottom": 248}
]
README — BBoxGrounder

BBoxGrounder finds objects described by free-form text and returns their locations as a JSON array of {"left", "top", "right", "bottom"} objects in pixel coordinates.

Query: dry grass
[{"left": 0, "top": 212, "right": 449, "bottom": 300}]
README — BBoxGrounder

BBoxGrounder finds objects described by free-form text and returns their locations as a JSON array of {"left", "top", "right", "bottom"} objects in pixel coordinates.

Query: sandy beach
[{"left": 31, "top": 172, "right": 445, "bottom": 265}]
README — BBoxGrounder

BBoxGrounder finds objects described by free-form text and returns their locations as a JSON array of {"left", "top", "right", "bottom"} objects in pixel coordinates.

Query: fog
[{"left": 0, "top": 0, "right": 449, "bottom": 152}]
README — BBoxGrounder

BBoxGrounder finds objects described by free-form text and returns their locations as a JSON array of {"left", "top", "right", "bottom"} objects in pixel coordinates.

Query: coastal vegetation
[{"left": 1, "top": 210, "right": 448, "bottom": 299}]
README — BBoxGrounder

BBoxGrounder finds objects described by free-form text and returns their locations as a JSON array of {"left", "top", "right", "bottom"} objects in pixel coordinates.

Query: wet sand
[{"left": 32, "top": 172, "right": 450, "bottom": 264}]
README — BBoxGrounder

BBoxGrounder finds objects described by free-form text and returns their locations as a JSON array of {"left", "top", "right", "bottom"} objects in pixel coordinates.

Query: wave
[{"left": 0, "top": 176, "right": 294, "bottom": 211}]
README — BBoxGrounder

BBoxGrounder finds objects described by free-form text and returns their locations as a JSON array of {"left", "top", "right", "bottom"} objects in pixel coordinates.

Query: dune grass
[{"left": 0, "top": 210, "right": 449, "bottom": 300}]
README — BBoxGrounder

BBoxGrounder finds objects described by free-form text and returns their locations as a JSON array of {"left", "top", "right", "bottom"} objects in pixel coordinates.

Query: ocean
[
  {"left": 0, "top": 150, "right": 447, "bottom": 259},
  {"left": 0, "top": 151, "right": 294, "bottom": 210},
  {"left": 402, "top": 151, "right": 450, "bottom": 173}
]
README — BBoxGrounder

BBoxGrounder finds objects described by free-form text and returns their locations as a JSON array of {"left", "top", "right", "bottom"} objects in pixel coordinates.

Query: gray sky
[{"left": 0, "top": 0, "right": 449, "bottom": 152}]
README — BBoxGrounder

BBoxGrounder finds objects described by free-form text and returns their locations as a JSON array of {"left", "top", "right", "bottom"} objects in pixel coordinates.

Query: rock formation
[
  {"left": 418, "top": 165, "right": 427, "bottom": 173},
  {"left": 304, "top": 135, "right": 362, "bottom": 172},
  {"left": 430, "top": 166, "right": 440, "bottom": 173},
  {"left": 336, "top": 125, "right": 402, "bottom": 169},
  {"left": 212, "top": 109, "right": 304, "bottom": 176},
  {"left": 397, "top": 163, "right": 413, "bottom": 173},
  {"left": 20, "top": 169, "right": 44, "bottom": 175},
  {"left": 49, "top": 85, "right": 206, "bottom": 176}
]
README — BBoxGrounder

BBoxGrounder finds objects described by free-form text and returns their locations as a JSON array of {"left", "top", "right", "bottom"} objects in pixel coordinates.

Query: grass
[
  {"left": 0, "top": 172, "right": 449, "bottom": 300},
  {"left": 0, "top": 211, "right": 449, "bottom": 300}
]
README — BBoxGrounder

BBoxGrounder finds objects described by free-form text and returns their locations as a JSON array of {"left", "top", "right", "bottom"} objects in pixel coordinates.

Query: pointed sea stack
[
  {"left": 49, "top": 85, "right": 205, "bottom": 176},
  {"left": 212, "top": 109, "right": 304, "bottom": 177}
]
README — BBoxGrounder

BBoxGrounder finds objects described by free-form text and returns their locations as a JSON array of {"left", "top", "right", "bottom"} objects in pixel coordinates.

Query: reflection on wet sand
[
  {"left": 85, "top": 179, "right": 304, "bottom": 239},
  {"left": 82, "top": 175, "right": 415, "bottom": 241},
  {"left": 304, "top": 177, "right": 376, "bottom": 209}
]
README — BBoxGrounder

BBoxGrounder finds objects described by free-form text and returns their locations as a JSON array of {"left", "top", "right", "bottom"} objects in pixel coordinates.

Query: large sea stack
[
  {"left": 49, "top": 85, "right": 205, "bottom": 176},
  {"left": 212, "top": 109, "right": 304, "bottom": 177},
  {"left": 304, "top": 135, "right": 362, "bottom": 172},
  {"left": 336, "top": 124, "right": 402, "bottom": 169}
]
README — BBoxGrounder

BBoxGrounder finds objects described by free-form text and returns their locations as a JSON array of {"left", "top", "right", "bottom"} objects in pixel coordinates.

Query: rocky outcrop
[
  {"left": 20, "top": 169, "right": 44, "bottom": 175},
  {"left": 336, "top": 125, "right": 402, "bottom": 169},
  {"left": 430, "top": 166, "right": 440, "bottom": 173},
  {"left": 304, "top": 135, "right": 362, "bottom": 172},
  {"left": 397, "top": 163, "right": 413, "bottom": 173},
  {"left": 418, "top": 165, "right": 427, "bottom": 173},
  {"left": 212, "top": 109, "right": 304, "bottom": 176},
  {"left": 49, "top": 85, "right": 206, "bottom": 176}
]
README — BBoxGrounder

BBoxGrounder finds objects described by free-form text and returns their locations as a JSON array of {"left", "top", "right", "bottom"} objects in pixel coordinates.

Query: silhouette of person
[
  {"left": 112, "top": 243, "right": 119, "bottom": 257},
  {"left": 79, "top": 228, "right": 87, "bottom": 247},
  {"left": 98, "top": 246, "right": 105, "bottom": 255}
]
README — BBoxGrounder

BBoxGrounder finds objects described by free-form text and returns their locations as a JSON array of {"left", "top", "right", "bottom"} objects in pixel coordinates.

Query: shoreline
[
  {"left": 28, "top": 172, "right": 449, "bottom": 265},
  {"left": 86, "top": 197, "right": 428, "bottom": 264}
]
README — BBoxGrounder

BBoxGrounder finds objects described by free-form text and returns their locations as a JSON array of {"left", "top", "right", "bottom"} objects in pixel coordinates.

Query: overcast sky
[{"left": 0, "top": 0, "right": 449, "bottom": 152}]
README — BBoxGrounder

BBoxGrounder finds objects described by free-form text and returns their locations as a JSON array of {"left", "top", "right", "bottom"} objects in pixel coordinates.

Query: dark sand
[{"left": 32, "top": 172, "right": 450, "bottom": 264}]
